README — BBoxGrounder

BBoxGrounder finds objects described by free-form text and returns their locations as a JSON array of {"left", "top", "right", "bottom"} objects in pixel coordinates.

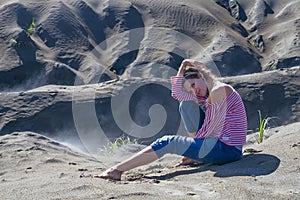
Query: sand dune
[
  {"left": 0, "top": 0, "right": 300, "bottom": 199},
  {"left": 0, "top": 0, "right": 299, "bottom": 90}
]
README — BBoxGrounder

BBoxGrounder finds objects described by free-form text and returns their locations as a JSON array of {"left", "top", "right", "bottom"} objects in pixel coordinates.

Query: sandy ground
[{"left": 0, "top": 122, "right": 299, "bottom": 200}]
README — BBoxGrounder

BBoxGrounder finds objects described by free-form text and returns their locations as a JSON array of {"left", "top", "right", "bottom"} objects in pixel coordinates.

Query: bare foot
[
  {"left": 93, "top": 168, "right": 123, "bottom": 181},
  {"left": 175, "top": 157, "right": 204, "bottom": 167}
]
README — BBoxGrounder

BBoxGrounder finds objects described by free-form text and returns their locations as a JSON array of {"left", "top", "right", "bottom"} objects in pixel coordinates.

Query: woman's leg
[
  {"left": 179, "top": 101, "right": 205, "bottom": 133},
  {"left": 94, "top": 146, "right": 158, "bottom": 180},
  {"left": 94, "top": 135, "right": 242, "bottom": 180},
  {"left": 178, "top": 101, "right": 205, "bottom": 165},
  {"left": 94, "top": 135, "right": 193, "bottom": 180}
]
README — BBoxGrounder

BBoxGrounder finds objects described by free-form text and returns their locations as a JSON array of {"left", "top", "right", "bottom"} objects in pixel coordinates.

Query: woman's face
[{"left": 185, "top": 78, "right": 208, "bottom": 97}]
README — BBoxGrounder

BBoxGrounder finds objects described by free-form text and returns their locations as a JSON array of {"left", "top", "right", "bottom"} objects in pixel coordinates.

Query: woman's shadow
[{"left": 144, "top": 153, "right": 280, "bottom": 180}]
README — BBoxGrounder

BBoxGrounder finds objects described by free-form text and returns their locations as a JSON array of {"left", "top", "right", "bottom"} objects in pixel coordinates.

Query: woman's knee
[
  {"left": 151, "top": 135, "right": 193, "bottom": 157},
  {"left": 179, "top": 101, "right": 198, "bottom": 114},
  {"left": 179, "top": 101, "right": 202, "bottom": 132},
  {"left": 151, "top": 135, "right": 175, "bottom": 150}
]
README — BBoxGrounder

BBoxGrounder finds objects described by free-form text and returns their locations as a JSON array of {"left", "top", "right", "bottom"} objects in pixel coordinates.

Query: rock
[
  {"left": 248, "top": 0, "right": 274, "bottom": 32},
  {"left": 222, "top": 66, "right": 300, "bottom": 130},
  {"left": 215, "top": 0, "right": 247, "bottom": 21},
  {"left": 228, "top": 0, "right": 240, "bottom": 20},
  {"left": 248, "top": 34, "right": 265, "bottom": 53},
  {"left": 266, "top": 57, "right": 300, "bottom": 70},
  {"left": 212, "top": 45, "right": 261, "bottom": 76}
]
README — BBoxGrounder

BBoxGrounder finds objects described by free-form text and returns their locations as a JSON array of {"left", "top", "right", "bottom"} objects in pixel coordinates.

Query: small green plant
[
  {"left": 26, "top": 18, "right": 36, "bottom": 37},
  {"left": 256, "top": 110, "right": 275, "bottom": 144},
  {"left": 99, "top": 135, "right": 138, "bottom": 155},
  {"left": 10, "top": 19, "right": 36, "bottom": 47}
]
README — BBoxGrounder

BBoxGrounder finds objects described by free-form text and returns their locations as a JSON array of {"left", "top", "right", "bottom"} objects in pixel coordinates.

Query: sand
[{"left": 0, "top": 122, "right": 299, "bottom": 200}]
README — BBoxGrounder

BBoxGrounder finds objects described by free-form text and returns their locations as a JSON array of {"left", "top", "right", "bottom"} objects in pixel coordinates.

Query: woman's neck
[{"left": 205, "top": 78, "right": 215, "bottom": 95}]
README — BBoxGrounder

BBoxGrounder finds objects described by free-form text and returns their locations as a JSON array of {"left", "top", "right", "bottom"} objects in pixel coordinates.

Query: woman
[{"left": 94, "top": 59, "right": 247, "bottom": 180}]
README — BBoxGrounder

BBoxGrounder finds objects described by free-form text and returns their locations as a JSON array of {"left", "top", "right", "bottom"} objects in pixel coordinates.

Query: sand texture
[
  {"left": 0, "top": 123, "right": 300, "bottom": 199},
  {"left": 0, "top": 0, "right": 300, "bottom": 199}
]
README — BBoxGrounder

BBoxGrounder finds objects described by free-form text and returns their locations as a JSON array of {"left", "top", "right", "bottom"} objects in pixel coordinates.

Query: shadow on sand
[{"left": 144, "top": 154, "right": 280, "bottom": 180}]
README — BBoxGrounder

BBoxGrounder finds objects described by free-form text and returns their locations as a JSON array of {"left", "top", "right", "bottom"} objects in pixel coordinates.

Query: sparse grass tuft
[
  {"left": 10, "top": 18, "right": 36, "bottom": 47},
  {"left": 26, "top": 19, "right": 36, "bottom": 37},
  {"left": 256, "top": 110, "right": 277, "bottom": 144},
  {"left": 99, "top": 135, "right": 138, "bottom": 155}
]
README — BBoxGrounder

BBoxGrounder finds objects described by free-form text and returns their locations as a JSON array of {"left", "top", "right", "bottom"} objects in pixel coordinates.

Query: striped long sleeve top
[{"left": 171, "top": 76, "right": 247, "bottom": 146}]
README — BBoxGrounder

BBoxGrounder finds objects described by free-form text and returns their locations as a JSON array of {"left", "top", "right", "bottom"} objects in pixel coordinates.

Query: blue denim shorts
[{"left": 151, "top": 135, "right": 242, "bottom": 165}]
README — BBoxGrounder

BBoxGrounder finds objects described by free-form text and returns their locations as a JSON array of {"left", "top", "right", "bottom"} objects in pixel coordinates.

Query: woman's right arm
[
  {"left": 171, "top": 76, "right": 197, "bottom": 102},
  {"left": 172, "top": 60, "right": 197, "bottom": 101}
]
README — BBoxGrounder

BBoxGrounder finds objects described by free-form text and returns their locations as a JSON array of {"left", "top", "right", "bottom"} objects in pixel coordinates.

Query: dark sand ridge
[{"left": 0, "top": 67, "right": 299, "bottom": 150}]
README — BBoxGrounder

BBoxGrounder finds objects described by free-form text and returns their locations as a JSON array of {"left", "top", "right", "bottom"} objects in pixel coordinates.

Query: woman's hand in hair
[
  {"left": 182, "top": 59, "right": 206, "bottom": 69},
  {"left": 177, "top": 61, "right": 187, "bottom": 76},
  {"left": 177, "top": 59, "right": 199, "bottom": 76}
]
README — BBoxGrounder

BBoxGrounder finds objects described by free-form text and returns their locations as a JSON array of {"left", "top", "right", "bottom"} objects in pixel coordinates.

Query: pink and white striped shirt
[{"left": 171, "top": 76, "right": 247, "bottom": 146}]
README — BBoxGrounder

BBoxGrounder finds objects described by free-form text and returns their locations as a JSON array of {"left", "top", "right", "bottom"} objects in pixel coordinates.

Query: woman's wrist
[{"left": 177, "top": 72, "right": 184, "bottom": 76}]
